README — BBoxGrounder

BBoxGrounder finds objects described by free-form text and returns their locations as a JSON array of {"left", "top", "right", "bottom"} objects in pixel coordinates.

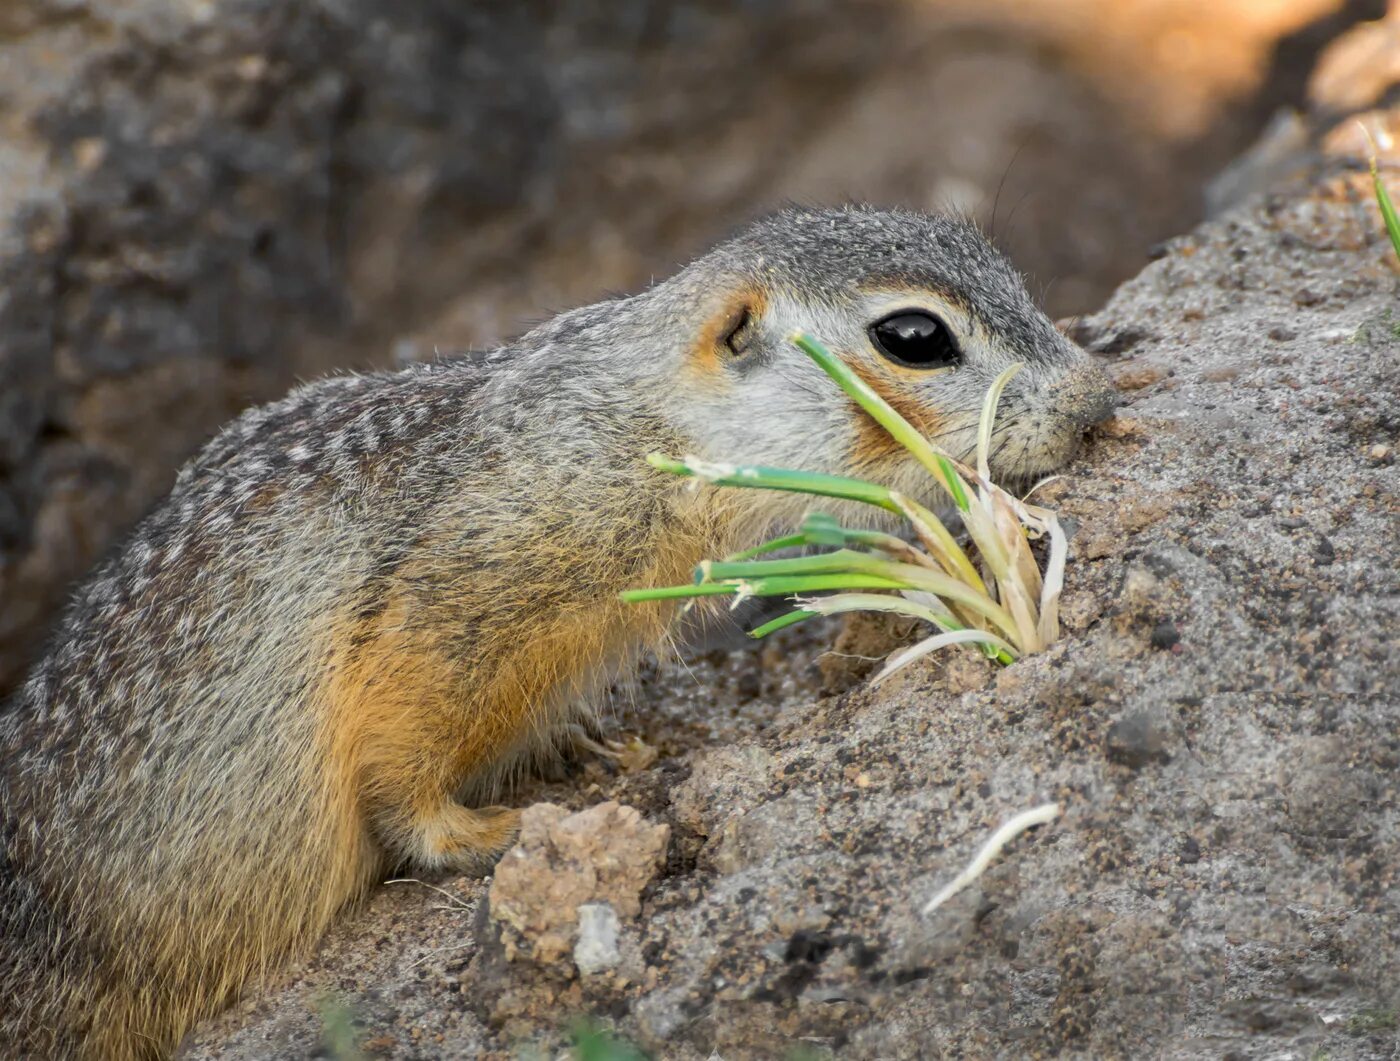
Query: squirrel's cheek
[{"left": 843, "top": 362, "right": 947, "bottom": 469}]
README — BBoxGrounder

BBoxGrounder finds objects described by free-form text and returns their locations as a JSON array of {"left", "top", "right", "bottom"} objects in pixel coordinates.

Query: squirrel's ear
[
  {"left": 719, "top": 303, "right": 755, "bottom": 358},
  {"left": 688, "top": 290, "right": 766, "bottom": 377}
]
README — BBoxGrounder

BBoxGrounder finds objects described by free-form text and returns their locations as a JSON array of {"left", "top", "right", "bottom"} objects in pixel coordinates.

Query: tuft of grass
[
  {"left": 571, "top": 1021, "right": 650, "bottom": 1061},
  {"left": 1346, "top": 1008, "right": 1398, "bottom": 1037},
  {"left": 622, "top": 332, "right": 1071, "bottom": 679},
  {"left": 1361, "top": 122, "right": 1400, "bottom": 263},
  {"left": 317, "top": 994, "right": 365, "bottom": 1061}
]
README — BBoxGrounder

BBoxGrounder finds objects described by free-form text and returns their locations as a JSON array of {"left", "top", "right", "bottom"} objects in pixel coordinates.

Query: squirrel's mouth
[
  {"left": 976, "top": 410, "right": 1097, "bottom": 487},
  {"left": 987, "top": 362, "right": 1117, "bottom": 483},
  {"left": 995, "top": 414, "right": 1106, "bottom": 485}
]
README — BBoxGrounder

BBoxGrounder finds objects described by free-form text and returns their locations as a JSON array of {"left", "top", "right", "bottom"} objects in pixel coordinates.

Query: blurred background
[{"left": 0, "top": 0, "right": 1393, "bottom": 694}]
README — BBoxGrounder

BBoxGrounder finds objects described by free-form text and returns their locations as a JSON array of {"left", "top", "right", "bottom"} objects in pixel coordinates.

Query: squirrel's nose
[
  {"left": 1083, "top": 378, "right": 1121, "bottom": 427},
  {"left": 1059, "top": 361, "right": 1120, "bottom": 428}
]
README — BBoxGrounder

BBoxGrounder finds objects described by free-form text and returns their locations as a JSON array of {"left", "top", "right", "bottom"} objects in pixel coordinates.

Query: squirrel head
[{"left": 641, "top": 205, "right": 1117, "bottom": 505}]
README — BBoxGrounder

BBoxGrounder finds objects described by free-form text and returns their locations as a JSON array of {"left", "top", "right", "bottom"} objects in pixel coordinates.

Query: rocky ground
[{"left": 183, "top": 108, "right": 1400, "bottom": 1059}]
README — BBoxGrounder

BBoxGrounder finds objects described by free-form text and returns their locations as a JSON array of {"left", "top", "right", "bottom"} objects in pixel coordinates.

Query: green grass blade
[
  {"left": 791, "top": 332, "right": 972, "bottom": 511},
  {"left": 619, "top": 583, "right": 738, "bottom": 603},
  {"left": 702, "top": 548, "right": 897, "bottom": 583},
  {"left": 623, "top": 570, "right": 917, "bottom": 605},
  {"left": 747, "top": 609, "right": 818, "bottom": 638},
  {"left": 1360, "top": 123, "right": 1400, "bottom": 261},
  {"left": 645, "top": 454, "right": 694, "bottom": 477},
  {"left": 797, "top": 513, "right": 926, "bottom": 562},
  {"left": 799, "top": 512, "right": 848, "bottom": 545},
  {"left": 725, "top": 533, "right": 809, "bottom": 562},
  {"left": 571, "top": 1021, "right": 650, "bottom": 1061},
  {"left": 739, "top": 573, "right": 910, "bottom": 596},
  {"left": 1373, "top": 156, "right": 1400, "bottom": 262},
  {"left": 795, "top": 514, "right": 916, "bottom": 559},
  {"left": 647, "top": 453, "right": 900, "bottom": 513}
]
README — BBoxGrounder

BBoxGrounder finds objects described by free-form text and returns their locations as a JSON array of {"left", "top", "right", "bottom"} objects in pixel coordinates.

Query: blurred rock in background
[{"left": 0, "top": 0, "right": 1387, "bottom": 693}]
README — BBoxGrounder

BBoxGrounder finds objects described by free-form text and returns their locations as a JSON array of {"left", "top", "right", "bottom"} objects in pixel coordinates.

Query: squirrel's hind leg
[
  {"left": 387, "top": 800, "right": 521, "bottom": 874},
  {"left": 337, "top": 696, "right": 524, "bottom": 874},
  {"left": 324, "top": 619, "right": 524, "bottom": 875}
]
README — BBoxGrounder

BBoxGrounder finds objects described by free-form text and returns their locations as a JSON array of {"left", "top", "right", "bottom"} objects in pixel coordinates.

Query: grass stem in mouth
[{"left": 791, "top": 333, "right": 971, "bottom": 510}]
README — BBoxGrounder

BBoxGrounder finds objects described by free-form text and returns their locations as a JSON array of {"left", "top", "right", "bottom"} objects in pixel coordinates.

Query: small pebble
[
  {"left": 1150, "top": 622, "right": 1181, "bottom": 650},
  {"left": 1106, "top": 711, "right": 1173, "bottom": 769},
  {"left": 1314, "top": 537, "right": 1336, "bottom": 565}
]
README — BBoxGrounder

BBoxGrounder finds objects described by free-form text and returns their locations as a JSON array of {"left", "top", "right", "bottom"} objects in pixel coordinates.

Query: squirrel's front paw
[
  {"left": 472, "top": 805, "right": 522, "bottom": 853},
  {"left": 561, "top": 722, "right": 630, "bottom": 762}
]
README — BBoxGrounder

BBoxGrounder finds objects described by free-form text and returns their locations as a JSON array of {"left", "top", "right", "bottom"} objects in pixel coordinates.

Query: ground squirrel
[{"left": 0, "top": 205, "right": 1115, "bottom": 1059}]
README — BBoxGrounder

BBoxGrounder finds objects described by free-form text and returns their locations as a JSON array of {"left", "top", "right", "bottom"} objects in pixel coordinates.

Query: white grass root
[
  {"left": 921, "top": 802, "right": 1061, "bottom": 917},
  {"left": 871, "top": 628, "right": 1016, "bottom": 683}
]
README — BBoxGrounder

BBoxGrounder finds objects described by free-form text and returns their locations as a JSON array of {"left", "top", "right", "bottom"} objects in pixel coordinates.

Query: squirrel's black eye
[{"left": 868, "top": 310, "right": 960, "bottom": 369}]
